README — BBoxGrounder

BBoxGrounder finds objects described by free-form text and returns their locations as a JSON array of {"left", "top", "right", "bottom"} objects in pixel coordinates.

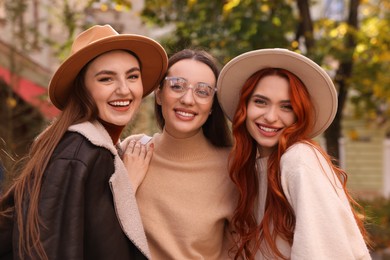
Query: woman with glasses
[{"left": 122, "top": 49, "right": 236, "bottom": 259}]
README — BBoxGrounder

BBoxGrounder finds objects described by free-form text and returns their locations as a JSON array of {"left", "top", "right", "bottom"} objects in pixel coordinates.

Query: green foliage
[
  {"left": 142, "top": 0, "right": 295, "bottom": 63},
  {"left": 359, "top": 197, "right": 390, "bottom": 250},
  {"left": 315, "top": 1, "right": 390, "bottom": 128},
  {"left": 142, "top": 0, "right": 390, "bottom": 134},
  {"left": 349, "top": 2, "right": 390, "bottom": 125}
]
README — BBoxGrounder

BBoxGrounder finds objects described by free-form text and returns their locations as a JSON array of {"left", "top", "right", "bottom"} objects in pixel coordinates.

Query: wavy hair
[
  {"left": 229, "top": 68, "right": 369, "bottom": 259},
  {"left": 154, "top": 49, "right": 232, "bottom": 147}
]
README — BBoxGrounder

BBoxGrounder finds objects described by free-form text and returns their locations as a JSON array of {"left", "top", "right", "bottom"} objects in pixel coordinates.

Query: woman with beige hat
[
  {"left": 217, "top": 49, "right": 371, "bottom": 259},
  {"left": 0, "top": 24, "right": 167, "bottom": 259}
]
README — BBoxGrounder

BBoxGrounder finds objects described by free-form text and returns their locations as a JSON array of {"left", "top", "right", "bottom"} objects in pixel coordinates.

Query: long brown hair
[
  {"left": 229, "top": 68, "right": 369, "bottom": 259},
  {"left": 1, "top": 49, "right": 144, "bottom": 259},
  {"left": 10, "top": 65, "right": 97, "bottom": 259},
  {"left": 154, "top": 49, "right": 232, "bottom": 147}
]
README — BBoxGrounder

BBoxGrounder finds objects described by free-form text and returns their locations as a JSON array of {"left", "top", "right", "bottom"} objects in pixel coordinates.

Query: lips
[
  {"left": 174, "top": 108, "right": 197, "bottom": 119},
  {"left": 259, "top": 125, "right": 279, "bottom": 132},
  {"left": 257, "top": 123, "right": 281, "bottom": 137},
  {"left": 108, "top": 100, "right": 131, "bottom": 107}
]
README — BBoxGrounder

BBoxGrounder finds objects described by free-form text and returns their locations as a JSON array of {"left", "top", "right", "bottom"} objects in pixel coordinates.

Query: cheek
[
  {"left": 134, "top": 83, "right": 144, "bottom": 99},
  {"left": 245, "top": 117, "right": 257, "bottom": 140},
  {"left": 246, "top": 104, "right": 259, "bottom": 120},
  {"left": 282, "top": 113, "right": 297, "bottom": 126},
  {"left": 203, "top": 101, "right": 213, "bottom": 114},
  {"left": 158, "top": 89, "right": 174, "bottom": 108}
]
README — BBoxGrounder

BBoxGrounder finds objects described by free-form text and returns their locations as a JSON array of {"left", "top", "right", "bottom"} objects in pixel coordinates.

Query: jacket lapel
[{"left": 68, "top": 121, "right": 151, "bottom": 259}]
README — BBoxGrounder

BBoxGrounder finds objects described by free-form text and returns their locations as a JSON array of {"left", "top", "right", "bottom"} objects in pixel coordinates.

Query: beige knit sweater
[
  {"left": 255, "top": 142, "right": 370, "bottom": 260},
  {"left": 136, "top": 129, "right": 237, "bottom": 260}
]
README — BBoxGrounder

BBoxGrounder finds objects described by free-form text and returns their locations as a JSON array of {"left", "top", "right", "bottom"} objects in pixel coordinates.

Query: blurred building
[{"left": 0, "top": 0, "right": 164, "bottom": 120}]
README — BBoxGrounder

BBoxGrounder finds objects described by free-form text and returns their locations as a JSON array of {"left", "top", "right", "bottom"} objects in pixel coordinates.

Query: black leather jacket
[{"left": 0, "top": 128, "right": 147, "bottom": 259}]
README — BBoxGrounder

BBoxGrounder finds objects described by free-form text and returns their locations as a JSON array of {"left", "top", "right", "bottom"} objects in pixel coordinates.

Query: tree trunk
[
  {"left": 296, "top": 0, "right": 314, "bottom": 52},
  {"left": 324, "top": 0, "right": 359, "bottom": 162}
]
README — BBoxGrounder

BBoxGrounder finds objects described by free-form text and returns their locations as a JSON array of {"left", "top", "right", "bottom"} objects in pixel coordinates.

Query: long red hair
[{"left": 229, "top": 68, "right": 369, "bottom": 259}]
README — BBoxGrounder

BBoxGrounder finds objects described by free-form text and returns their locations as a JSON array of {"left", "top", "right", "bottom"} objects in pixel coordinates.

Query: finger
[
  {"left": 139, "top": 143, "right": 147, "bottom": 158},
  {"left": 126, "top": 140, "right": 135, "bottom": 153},
  {"left": 145, "top": 143, "right": 154, "bottom": 162},
  {"left": 133, "top": 141, "right": 142, "bottom": 155},
  {"left": 125, "top": 140, "right": 136, "bottom": 154}
]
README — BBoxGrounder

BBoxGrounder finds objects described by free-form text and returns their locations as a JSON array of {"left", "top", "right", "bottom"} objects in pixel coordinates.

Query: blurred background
[{"left": 0, "top": 0, "right": 389, "bottom": 257}]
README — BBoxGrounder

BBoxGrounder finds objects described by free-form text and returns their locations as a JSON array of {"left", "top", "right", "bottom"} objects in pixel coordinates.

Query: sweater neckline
[
  {"left": 153, "top": 128, "right": 214, "bottom": 161},
  {"left": 97, "top": 118, "right": 124, "bottom": 145}
]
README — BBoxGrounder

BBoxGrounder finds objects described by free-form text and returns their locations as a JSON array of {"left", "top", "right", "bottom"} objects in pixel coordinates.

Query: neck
[{"left": 98, "top": 118, "right": 125, "bottom": 144}]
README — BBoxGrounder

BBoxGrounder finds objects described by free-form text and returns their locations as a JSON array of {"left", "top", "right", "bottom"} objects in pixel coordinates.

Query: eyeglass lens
[{"left": 165, "top": 77, "right": 216, "bottom": 103}]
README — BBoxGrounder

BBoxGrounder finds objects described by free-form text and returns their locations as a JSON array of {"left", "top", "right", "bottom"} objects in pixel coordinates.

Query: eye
[
  {"left": 281, "top": 103, "right": 293, "bottom": 111},
  {"left": 170, "top": 83, "right": 185, "bottom": 92},
  {"left": 253, "top": 98, "right": 267, "bottom": 105},
  {"left": 195, "top": 85, "right": 212, "bottom": 97},
  {"left": 128, "top": 73, "right": 140, "bottom": 81},
  {"left": 98, "top": 76, "right": 113, "bottom": 83}
]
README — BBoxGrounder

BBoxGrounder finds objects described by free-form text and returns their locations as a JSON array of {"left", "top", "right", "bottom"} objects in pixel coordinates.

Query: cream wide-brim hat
[
  {"left": 49, "top": 24, "right": 168, "bottom": 110},
  {"left": 217, "top": 48, "right": 337, "bottom": 138}
]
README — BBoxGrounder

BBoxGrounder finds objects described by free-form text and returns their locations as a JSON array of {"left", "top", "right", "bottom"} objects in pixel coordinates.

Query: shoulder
[
  {"left": 120, "top": 133, "right": 153, "bottom": 152},
  {"left": 53, "top": 131, "right": 112, "bottom": 164},
  {"left": 280, "top": 142, "right": 333, "bottom": 182},
  {"left": 215, "top": 146, "right": 231, "bottom": 158},
  {"left": 122, "top": 133, "right": 148, "bottom": 143},
  {"left": 280, "top": 142, "right": 336, "bottom": 190},
  {"left": 281, "top": 142, "right": 324, "bottom": 167},
  {"left": 44, "top": 132, "right": 114, "bottom": 182}
]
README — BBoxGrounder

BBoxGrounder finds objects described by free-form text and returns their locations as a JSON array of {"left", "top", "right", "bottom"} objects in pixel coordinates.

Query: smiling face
[
  {"left": 156, "top": 59, "right": 215, "bottom": 139},
  {"left": 246, "top": 75, "right": 297, "bottom": 157},
  {"left": 84, "top": 50, "right": 143, "bottom": 126}
]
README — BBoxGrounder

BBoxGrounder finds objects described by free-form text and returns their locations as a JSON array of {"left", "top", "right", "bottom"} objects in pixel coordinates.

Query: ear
[{"left": 155, "top": 88, "right": 162, "bottom": 105}]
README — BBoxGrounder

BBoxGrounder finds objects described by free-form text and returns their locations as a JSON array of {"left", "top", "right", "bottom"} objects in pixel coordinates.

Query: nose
[
  {"left": 264, "top": 106, "right": 278, "bottom": 123},
  {"left": 179, "top": 87, "right": 195, "bottom": 105},
  {"left": 116, "top": 80, "right": 131, "bottom": 95}
]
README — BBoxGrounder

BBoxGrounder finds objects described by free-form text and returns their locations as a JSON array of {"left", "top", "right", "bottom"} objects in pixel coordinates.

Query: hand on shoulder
[{"left": 122, "top": 139, "right": 154, "bottom": 193}]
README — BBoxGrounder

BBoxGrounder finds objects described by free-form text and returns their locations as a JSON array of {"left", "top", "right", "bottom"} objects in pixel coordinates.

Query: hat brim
[
  {"left": 49, "top": 34, "right": 167, "bottom": 110},
  {"left": 217, "top": 48, "right": 337, "bottom": 137}
]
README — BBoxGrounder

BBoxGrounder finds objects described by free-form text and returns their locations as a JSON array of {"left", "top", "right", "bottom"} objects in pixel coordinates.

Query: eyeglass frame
[{"left": 163, "top": 76, "right": 217, "bottom": 103}]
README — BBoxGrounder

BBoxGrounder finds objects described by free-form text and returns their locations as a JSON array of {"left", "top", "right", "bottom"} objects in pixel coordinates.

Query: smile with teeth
[
  {"left": 259, "top": 125, "right": 279, "bottom": 132},
  {"left": 175, "top": 110, "right": 196, "bottom": 118},
  {"left": 109, "top": 100, "right": 130, "bottom": 107}
]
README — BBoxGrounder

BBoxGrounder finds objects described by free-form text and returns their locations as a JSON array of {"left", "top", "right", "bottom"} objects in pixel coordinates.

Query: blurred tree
[
  {"left": 1, "top": 0, "right": 47, "bottom": 190},
  {"left": 142, "top": 0, "right": 295, "bottom": 63},
  {"left": 0, "top": 79, "right": 44, "bottom": 190},
  {"left": 141, "top": 0, "right": 390, "bottom": 161}
]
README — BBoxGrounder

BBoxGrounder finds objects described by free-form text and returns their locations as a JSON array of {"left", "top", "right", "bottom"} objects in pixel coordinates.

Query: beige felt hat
[
  {"left": 217, "top": 48, "right": 337, "bottom": 137},
  {"left": 49, "top": 24, "right": 168, "bottom": 110}
]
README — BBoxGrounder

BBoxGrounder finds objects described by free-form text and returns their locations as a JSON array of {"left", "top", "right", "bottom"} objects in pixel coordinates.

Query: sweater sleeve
[{"left": 280, "top": 143, "right": 370, "bottom": 260}]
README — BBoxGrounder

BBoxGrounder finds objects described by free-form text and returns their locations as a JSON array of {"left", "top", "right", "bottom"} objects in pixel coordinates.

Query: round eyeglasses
[{"left": 164, "top": 77, "right": 217, "bottom": 104}]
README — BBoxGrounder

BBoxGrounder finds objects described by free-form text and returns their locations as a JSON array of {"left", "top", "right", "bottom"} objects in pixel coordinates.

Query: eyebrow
[
  {"left": 94, "top": 67, "right": 140, "bottom": 77},
  {"left": 169, "top": 76, "right": 214, "bottom": 86},
  {"left": 251, "top": 93, "right": 291, "bottom": 103}
]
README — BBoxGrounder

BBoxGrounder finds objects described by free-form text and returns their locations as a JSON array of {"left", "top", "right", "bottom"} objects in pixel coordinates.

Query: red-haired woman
[{"left": 217, "top": 49, "right": 371, "bottom": 259}]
